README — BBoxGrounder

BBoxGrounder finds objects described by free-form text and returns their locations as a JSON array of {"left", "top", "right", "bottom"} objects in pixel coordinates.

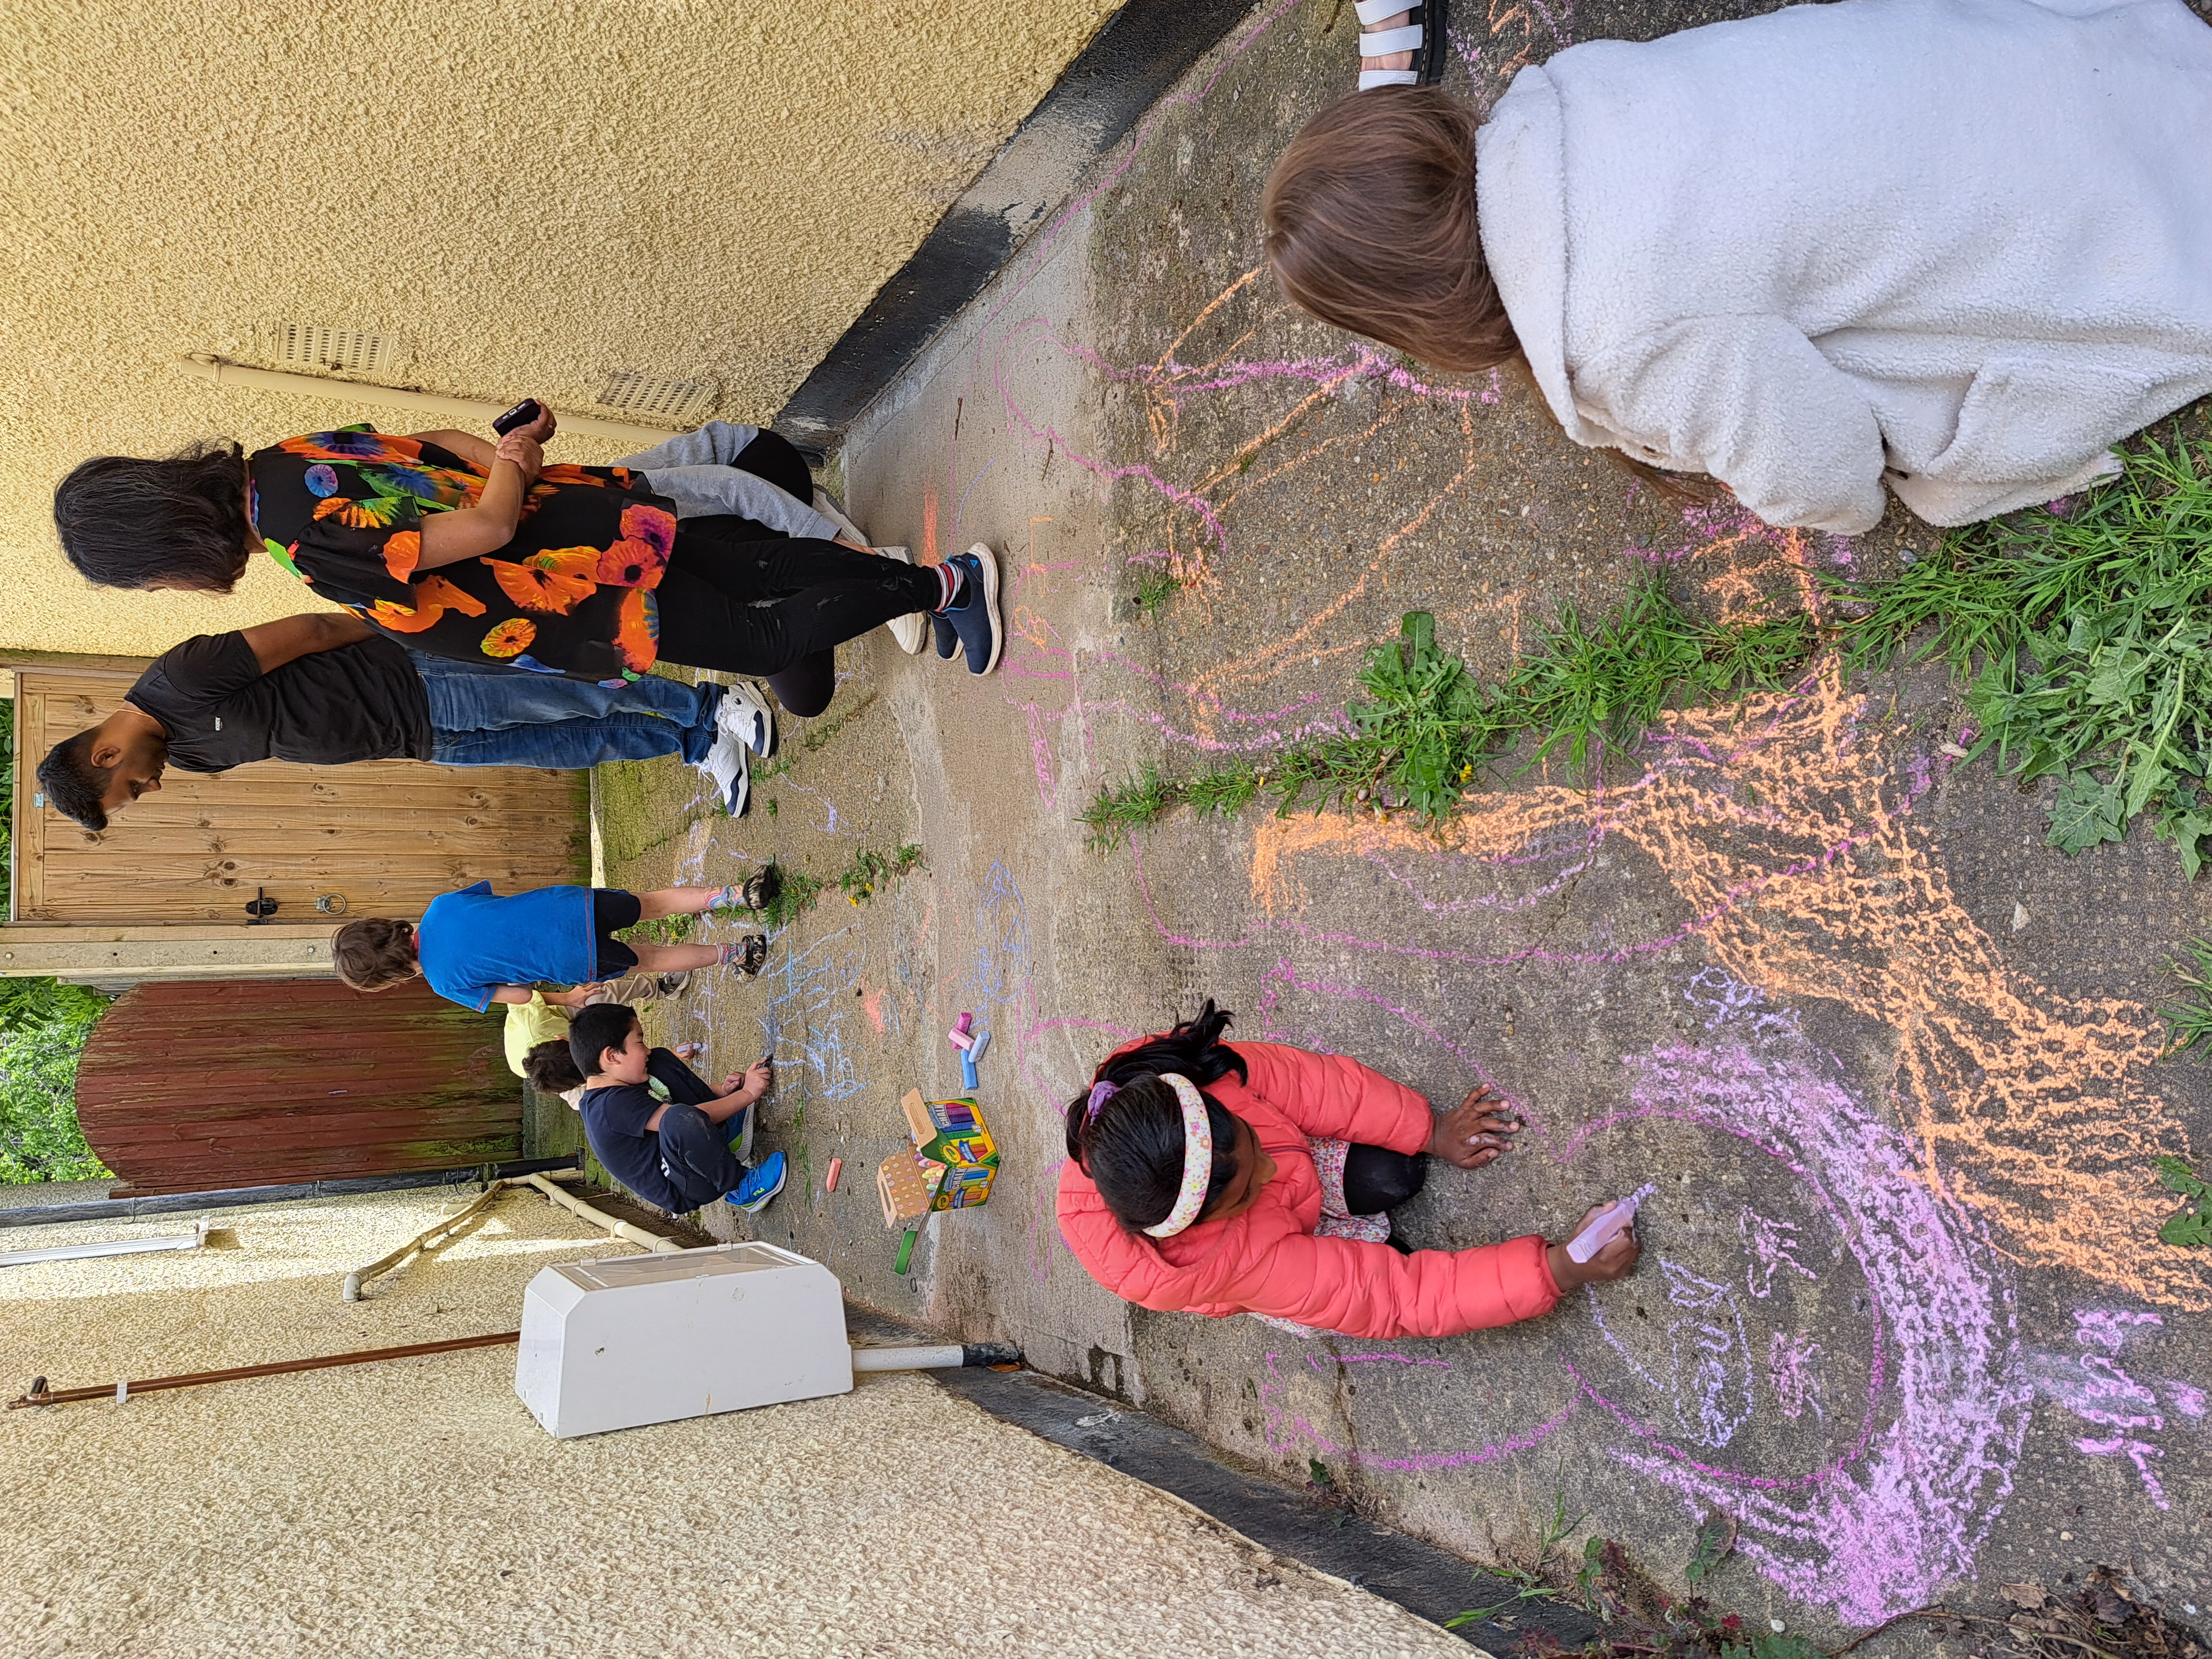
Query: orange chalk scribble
[{"left": 1251, "top": 662, "right": 2211, "bottom": 1310}]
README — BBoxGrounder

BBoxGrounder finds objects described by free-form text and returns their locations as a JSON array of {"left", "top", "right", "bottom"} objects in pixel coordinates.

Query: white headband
[{"left": 1142, "top": 1073, "right": 1215, "bottom": 1239}]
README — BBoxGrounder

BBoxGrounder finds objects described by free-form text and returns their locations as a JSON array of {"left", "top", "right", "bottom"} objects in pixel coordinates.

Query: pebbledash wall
[{"left": 0, "top": 0, "right": 1119, "bottom": 657}]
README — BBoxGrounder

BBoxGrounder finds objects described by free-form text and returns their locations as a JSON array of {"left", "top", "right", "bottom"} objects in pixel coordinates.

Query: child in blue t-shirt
[{"left": 329, "top": 881, "right": 770, "bottom": 1011}]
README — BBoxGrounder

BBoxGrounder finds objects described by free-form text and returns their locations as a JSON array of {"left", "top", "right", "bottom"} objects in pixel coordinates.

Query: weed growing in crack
[
  {"left": 1130, "top": 563, "right": 1187, "bottom": 617},
  {"left": 1079, "top": 593, "right": 1813, "bottom": 849},
  {"left": 840, "top": 843, "right": 923, "bottom": 906}
]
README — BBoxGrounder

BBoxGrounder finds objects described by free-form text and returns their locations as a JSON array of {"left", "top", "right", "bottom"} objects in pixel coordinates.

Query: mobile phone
[{"left": 492, "top": 398, "right": 542, "bottom": 436}]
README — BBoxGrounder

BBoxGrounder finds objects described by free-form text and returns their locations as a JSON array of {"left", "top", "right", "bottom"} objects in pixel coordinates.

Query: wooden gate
[
  {"left": 74, "top": 979, "right": 518, "bottom": 1194},
  {"left": 11, "top": 661, "right": 586, "bottom": 924}
]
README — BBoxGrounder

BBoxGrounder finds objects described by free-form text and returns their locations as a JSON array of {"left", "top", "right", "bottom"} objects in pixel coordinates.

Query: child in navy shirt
[
  {"left": 330, "top": 881, "right": 770, "bottom": 1010},
  {"left": 566, "top": 1003, "right": 786, "bottom": 1215}
]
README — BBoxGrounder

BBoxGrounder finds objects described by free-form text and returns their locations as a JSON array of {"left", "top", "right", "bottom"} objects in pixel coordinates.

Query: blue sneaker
[
  {"left": 727, "top": 1150, "right": 786, "bottom": 1214},
  {"left": 726, "top": 1103, "right": 755, "bottom": 1163},
  {"left": 930, "top": 607, "right": 957, "bottom": 660},
  {"left": 942, "top": 543, "right": 1002, "bottom": 676}
]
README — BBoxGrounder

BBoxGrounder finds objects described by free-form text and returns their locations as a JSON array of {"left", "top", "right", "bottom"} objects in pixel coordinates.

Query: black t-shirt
[
  {"left": 577, "top": 1083, "right": 686, "bottom": 1213},
  {"left": 127, "top": 631, "right": 434, "bottom": 773}
]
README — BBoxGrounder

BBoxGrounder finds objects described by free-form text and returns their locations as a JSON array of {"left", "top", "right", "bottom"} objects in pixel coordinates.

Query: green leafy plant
[
  {"left": 1684, "top": 1515, "right": 1736, "bottom": 1588},
  {"left": 0, "top": 978, "right": 112, "bottom": 1184},
  {"left": 1082, "top": 593, "right": 1814, "bottom": 850},
  {"left": 2154, "top": 1155, "right": 2212, "bottom": 1248},
  {"left": 840, "top": 843, "right": 923, "bottom": 906},
  {"left": 1834, "top": 433, "right": 2212, "bottom": 875},
  {"left": 756, "top": 863, "right": 825, "bottom": 933}
]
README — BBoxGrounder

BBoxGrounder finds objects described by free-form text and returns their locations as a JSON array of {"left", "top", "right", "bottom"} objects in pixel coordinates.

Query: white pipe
[
  {"left": 0, "top": 1220, "right": 207, "bottom": 1269},
  {"left": 850, "top": 1344, "right": 966, "bottom": 1372},
  {"left": 169, "top": 357, "right": 686, "bottom": 444},
  {"left": 520, "top": 1173, "right": 684, "bottom": 1255}
]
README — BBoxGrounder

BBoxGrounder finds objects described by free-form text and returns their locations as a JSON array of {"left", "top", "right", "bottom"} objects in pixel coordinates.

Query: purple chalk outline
[{"left": 1248, "top": 971, "right": 2028, "bottom": 1626}]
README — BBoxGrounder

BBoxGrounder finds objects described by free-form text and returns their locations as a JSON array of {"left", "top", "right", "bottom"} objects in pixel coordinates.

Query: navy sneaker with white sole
[{"left": 942, "top": 543, "right": 1002, "bottom": 676}]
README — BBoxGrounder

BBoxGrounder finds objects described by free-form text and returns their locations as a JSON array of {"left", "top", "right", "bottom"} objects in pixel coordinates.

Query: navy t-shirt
[{"left": 577, "top": 1083, "right": 686, "bottom": 1213}]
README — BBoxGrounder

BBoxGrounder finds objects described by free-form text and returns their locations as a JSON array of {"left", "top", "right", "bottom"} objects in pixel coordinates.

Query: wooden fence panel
[
  {"left": 14, "top": 667, "right": 586, "bottom": 924},
  {"left": 74, "top": 979, "right": 519, "bottom": 1194}
]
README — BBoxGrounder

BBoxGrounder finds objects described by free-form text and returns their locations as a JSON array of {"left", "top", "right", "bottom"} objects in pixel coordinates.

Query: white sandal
[
  {"left": 1356, "top": 0, "right": 1446, "bottom": 90},
  {"left": 813, "top": 489, "right": 928, "bottom": 655}
]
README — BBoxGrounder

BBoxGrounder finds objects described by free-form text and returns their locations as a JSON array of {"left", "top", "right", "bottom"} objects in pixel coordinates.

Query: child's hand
[
  {"left": 1546, "top": 1206, "right": 1642, "bottom": 1292},
  {"left": 1427, "top": 1084, "right": 1521, "bottom": 1170},
  {"left": 726, "top": 1057, "right": 772, "bottom": 1101}
]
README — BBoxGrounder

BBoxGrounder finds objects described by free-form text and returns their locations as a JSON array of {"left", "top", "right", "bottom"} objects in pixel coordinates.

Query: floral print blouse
[{"left": 245, "top": 425, "right": 678, "bottom": 684}]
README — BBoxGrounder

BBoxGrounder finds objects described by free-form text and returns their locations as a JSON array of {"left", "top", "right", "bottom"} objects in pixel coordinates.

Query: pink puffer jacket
[{"left": 1056, "top": 1039, "right": 1560, "bottom": 1340}]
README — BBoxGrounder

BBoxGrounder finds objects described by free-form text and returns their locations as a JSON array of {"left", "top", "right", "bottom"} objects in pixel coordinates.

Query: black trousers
[
  {"left": 1342, "top": 1144, "right": 1427, "bottom": 1215},
  {"left": 645, "top": 1049, "right": 745, "bottom": 1209},
  {"left": 653, "top": 526, "right": 938, "bottom": 715},
  {"left": 650, "top": 429, "right": 934, "bottom": 717}
]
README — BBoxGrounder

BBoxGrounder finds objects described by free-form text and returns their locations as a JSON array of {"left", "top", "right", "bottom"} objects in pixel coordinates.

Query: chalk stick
[
  {"left": 967, "top": 1029, "right": 990, "bottom": 1063},
  {"left": 825, "top": 1157, "right": 843, "bottom": 1194},
  {"left": 947, "top": 1027, "right": 974, "bottom": 1051},
  {"left": 894, "top": 1228, "right": 918, "bottom": 1275}
]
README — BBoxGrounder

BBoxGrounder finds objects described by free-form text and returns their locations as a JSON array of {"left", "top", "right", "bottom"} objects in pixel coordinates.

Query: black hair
[
  {"left": 36, "top": 730, "right": 113, "bottom": 832},
  {"left": 1064, "top": 999, "right": 1250, "bottom": 1233},
  {"left": 54, "top": 441, "right": 254, "bottom": 592},
  {"left": 523, "top": 1038, "right": 586, "bottom": 1095},
  {"left": 567, "top": 1002, "right": 641, "bottom": 1081}
]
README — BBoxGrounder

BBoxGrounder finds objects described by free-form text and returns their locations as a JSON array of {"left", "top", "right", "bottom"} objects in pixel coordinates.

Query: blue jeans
[{"left": 414, "top": 652, "right": 722, "bottom": 769}]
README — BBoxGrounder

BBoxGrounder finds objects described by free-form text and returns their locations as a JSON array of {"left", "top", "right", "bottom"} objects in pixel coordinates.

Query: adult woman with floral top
[{"left": 53, "top": 402, "right": 1004, "bottom": 709}]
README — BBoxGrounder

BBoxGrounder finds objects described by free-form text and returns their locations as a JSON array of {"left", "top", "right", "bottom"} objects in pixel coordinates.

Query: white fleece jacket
[{"left": 1474, "top": 0, "right": 2212, "bottom": 532}]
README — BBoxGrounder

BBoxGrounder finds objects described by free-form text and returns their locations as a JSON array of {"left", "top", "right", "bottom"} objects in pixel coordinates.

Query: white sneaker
[
  {"left": 695, "top": 729, "right": 751, "bottom": 817},
  {"left": 814, "top": 489, "right": 927, "bottom": 656},
  {"left": 718, "top": 679, "right": 777, "bottom": 758}
]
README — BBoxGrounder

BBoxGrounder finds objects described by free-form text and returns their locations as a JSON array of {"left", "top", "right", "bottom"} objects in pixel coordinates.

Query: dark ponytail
[
  {"left": 55, "top": 441, "right": 254, "bottom": 592},
  {"left": 1065, "top": 999, "right": 1250, "bottom": 1233}
]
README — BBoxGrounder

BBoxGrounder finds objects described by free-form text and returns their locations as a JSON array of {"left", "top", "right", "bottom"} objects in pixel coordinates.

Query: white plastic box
[{"left": 515, "top": 1241, "right": 853, "bottom": 1438}]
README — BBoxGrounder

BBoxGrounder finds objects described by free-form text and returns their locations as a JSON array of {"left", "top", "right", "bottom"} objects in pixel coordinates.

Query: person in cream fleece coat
[{"left": 1264, "top": 0, "right": 2212, "bottom": 533}]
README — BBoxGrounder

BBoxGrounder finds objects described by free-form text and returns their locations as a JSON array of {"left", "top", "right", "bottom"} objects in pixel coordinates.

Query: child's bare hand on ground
[
  {"left": 1427, "top": 1085, "right": 1521, "bottom": 1170},
  {"left": 725, "top": 1057, "right": 772, "bottom": 1101},
  {"left": 1546, "top": 1206, "right": 1642, "bottom": 1292}
]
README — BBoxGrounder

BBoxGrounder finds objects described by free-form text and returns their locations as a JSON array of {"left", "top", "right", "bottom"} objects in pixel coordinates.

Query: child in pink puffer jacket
[{"left": 1055, "top": 1001, "right": 1638, "bottom": 1340}]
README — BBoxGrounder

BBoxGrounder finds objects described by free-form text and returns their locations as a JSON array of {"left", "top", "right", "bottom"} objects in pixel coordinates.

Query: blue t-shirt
[
  {"left": 417, "top": 882, "right": 597, "bottom": 1012},
  {"left": 577, "top": 1083, "right": 687, "bottom": 1213}
]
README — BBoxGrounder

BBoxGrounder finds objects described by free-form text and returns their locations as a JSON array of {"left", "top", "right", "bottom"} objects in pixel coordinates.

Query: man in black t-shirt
[{"left": 35, "top": 612, "right": 774, "bottom": 831}]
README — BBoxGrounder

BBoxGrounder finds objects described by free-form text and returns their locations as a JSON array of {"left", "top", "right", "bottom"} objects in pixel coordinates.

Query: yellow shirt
[{"left": 502, "top": 992, "right": 570, "bottom": 1078}]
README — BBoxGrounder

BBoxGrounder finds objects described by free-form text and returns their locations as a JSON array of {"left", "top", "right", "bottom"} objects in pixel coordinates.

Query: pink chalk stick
[
  {"left": 1567, "top": 1183, "right": 1656, "bottom": 1263},
  {"left": 948, "top": 1028, "right": 975, "bottom": 1051}
]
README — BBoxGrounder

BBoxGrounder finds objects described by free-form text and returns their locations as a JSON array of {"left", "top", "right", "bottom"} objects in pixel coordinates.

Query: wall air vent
[
  {"left": 272, "top": 323, "right": 395, "bottom": 377},
  {"left": 595, "top": 370, "right": 716, "bottom": 425}
]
